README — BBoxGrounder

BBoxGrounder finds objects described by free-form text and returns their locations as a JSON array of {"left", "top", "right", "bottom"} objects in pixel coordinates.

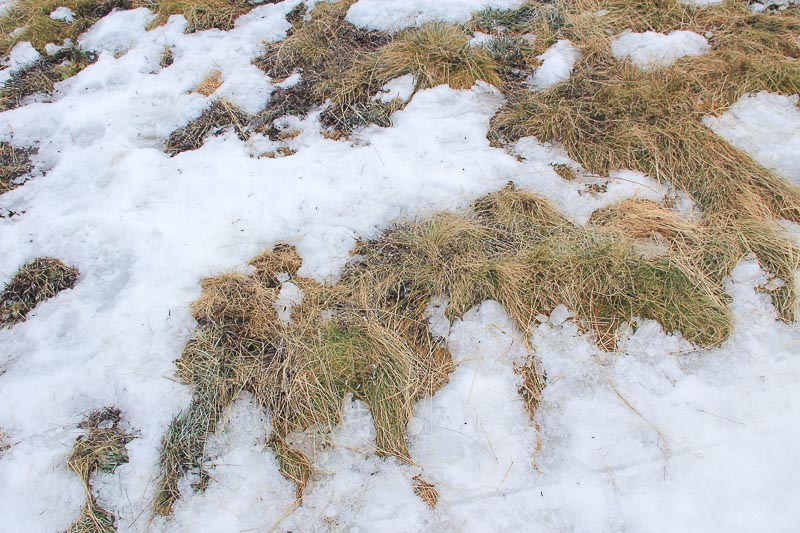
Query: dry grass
[
  {"left": 0, "top": 257, "right": 79, "bottom": 327},
  {"left": 165, "top": 98, "right": 249, "bottom": 156},
  {"left": 133, "top": 0, "right": 261, "bottom": 33},
  {"left": 515, "top": 356, "right": 546, "bottom": 421},
  {"left": 0, "top": 142, "right": 36, "bottom": 194},
  {"left": 487, "top": 0, "right": 800, "bottom": 320},
  {"left": 0, "top": 47, "right": 98, "bottom": 111},
  {"left": 190, "top": 69, "right": 222, "bottom": 96},
  {"left": 412, "top": 475, "right": 438, "bottom": 508},
  {"left": 154, "top": 184, "right": 732, "bottom": 515},
  {"left": 66, "top": 407, "right": 133, "bottom": 533},
  {"left": 254, "top": 2, "right": 504, "bottom": 135},
  {"left": 0, "top": 0, "right": 131, "bottom": 55}
]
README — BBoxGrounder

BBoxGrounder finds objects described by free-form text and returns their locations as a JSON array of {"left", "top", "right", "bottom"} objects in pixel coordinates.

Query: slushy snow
[{"left": 0, "top": 1, "right": 799, "bottom": 532}]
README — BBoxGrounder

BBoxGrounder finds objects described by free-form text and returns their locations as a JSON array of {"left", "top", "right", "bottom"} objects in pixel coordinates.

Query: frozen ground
[{"left": 0, "top": 1, "right": 799, "bottom": 532}]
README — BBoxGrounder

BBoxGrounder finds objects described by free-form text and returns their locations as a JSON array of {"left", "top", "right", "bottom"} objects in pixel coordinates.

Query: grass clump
[
  {"left": 154, "top": 183, "right": 732, "bottom": 515},
  {"left": 165, "top": 98, "right": 249, "bottom": 156},
  {"left": 0, "top": 257, "right": 79, "bottom": 327},
  {"left": 133, "top": 0, "right": 262, "bottom": 33},
  {"left": 0, "top": 142, "right": 36, "bottom": 194},
  {"left": 0, "top": 0, "right": 131, "bottom": 55},
  {"left": 488, "top": 0, "right": 800, "bottom": 320},
  {"left": 0, "top": 47, "right": 97, "bottom": 111},
  {"left": 66, "top": 407, "right": 133, "bottom": 533}
]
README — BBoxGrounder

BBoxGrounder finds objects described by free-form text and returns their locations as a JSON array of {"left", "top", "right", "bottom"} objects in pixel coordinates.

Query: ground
[{"left": 0, "top": 0, "right": 799, "bottom": 532}]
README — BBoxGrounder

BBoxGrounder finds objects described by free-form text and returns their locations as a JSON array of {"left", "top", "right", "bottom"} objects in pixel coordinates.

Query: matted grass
[
  {"left": 66, "top": 407, "right": 133, "bottom": 533},
  {"left": 165, "top": 98, "right": 249, "bottom": 156},
  {"left": 486, "top": 0, "right": 800, "bottom": 320},
  {"left": 0, "top": 142, "right": 36, "bottom": 194},
  {"left": 0, "top": 257, "right": 79, "bottom": 327},
  {"left": 0, "top": 47, "right": 98, "bottom": 111},
  {"left": 153, "top": 183, "right": 731, "bottom": 515}
]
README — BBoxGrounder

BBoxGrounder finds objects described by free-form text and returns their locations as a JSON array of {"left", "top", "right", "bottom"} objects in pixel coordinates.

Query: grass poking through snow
[
  {"left": 153, "top": 183, "right": 731, "bottom": 515},
  {"left": 0, "top": 257, "right": 79, "bottom": 327},
  {"left": 66, "top": 407, "right": 133, "bottom": 533},
  {"left": 0, "top": 142, "right": 36, "bottom": 194}
]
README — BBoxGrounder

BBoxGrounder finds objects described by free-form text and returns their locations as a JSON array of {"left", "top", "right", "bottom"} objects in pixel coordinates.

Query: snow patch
[
  {"left": 611, "top": 30, "right": 710, "bottom": 70},
  {"left": 527, "top": 39, "right": 580, "bottom": 91},
  {"left": 373, "top": 74, "right": 416, "bottom": 104},
  {"left": 0, "top": 42, "right": 41, "bottom": 85},
  {"left": 49, "top": 7, "right": 76, "bottom": 23},
  {"left": 346, "top": 0, "right": 526, "bottom": 31},
  {"left": 704, "top": 92, "right": 800, "bottom": 185}
]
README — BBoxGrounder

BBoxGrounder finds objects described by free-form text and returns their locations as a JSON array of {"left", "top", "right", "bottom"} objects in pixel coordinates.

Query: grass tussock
[
  {"left": 165, "top": 98, "right": 249, "bottom": 156},
  {"left": 254, "top": 2, "right": 505, "bottom": 136},
  {"left": 0, "top": 142, "right": 36, "bottom": 194},
  {"left": 154, "top": 183, "right": 732, "bottom": 515},
  {"left": 66, "top": 407, "right": 133, "bottom": 533},
  {"left": 0, "top": 47, "right": 97, "bottom": 111},
  {"left": 487, "top": 0, "right": 800, "bottom": 320},
  {"left": 0, "top": 0, "right": 131, "bottom": 55},
  {"left": 191, "top": 69, "right": 222, "bottom": 96},
  {"left": 0, "top": 257, "right": 79, "bottom": 327},
  {"left": 133, "top": 0, "right": 261, "bottom": 33}
]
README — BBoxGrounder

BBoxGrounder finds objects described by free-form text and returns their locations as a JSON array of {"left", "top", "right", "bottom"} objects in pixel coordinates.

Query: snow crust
[
  {"left": 0, "top": 2, "right": 799, "bottom": 532},
  {"left": 346, "top": 0, "right": 526, "bottom": 31},
  {"left": 704, "top": 92, "right": 800, "bottom": 185},
  {"left": 611, "top": 30, "right": 710, "bottom": 70}
]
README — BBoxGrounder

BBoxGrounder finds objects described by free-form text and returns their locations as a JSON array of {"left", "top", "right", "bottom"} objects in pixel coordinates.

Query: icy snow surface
[
  {"left": 611, "top": 30, "right": 710, "bottom": 70},
  {"left": 705, "top": 92, "right": 800, "bottom": 186},
  {"left": 0, "top": 1, "right": 799, "bottom": 532}
]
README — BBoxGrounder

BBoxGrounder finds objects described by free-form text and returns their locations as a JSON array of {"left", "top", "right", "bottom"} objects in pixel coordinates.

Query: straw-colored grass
[
  {"left": 190, "top": 69, "right": 222, "bottom": 96},
  {"left": 66, "top": 408, "right": 133, "bottom": 533},
  {"left": 153, "top": 183, "right": 731, "bottom": 515},
  {"left": 0, "top": 0, "right": 131, "bottom": 55},
  {"left": 0, "top": 257, "right": 79, "bottom": 327},
  {"left": 487, "top": 0, "right": 800, "bottom": 320},
  {"left": 133, "top": 0, "right": 259, "bottom": 33}
]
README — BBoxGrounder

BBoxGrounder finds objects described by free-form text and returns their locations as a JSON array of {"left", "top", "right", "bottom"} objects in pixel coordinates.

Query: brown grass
[
  {"left": 0, "top": 47, "right": 98, "bottom": 111},
  {"left": 190, "top": 69, "right": 222, "bottom": 96},
  {"left": 66, "top": 407, "right": 133, "bottom": 533},
  {"left": 133, "top": 0, "right": 260, "bottom": 33},
  {"left": 412, "top": 475, "right": 438, "bottom": 508},
  {"left": 0, "top": 0, "right": 131, "bottom": 55},
  {"left": 153, "top": 183, "right": 732, "bottom": 515},
  {"left": 487, "top": 0, "right": 800, "bottom": 320},
  {"left": 0, "top": 143, "right": 36, "bottom": 194},
  {"left": 165, "top": 98, "right": 249, "bottom": 156},
  {"left": 0, "top": 257, "right": 79, "bottom": 327}
]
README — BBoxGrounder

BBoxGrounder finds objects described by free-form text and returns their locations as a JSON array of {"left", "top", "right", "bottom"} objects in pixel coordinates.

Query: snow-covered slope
[{"left": 1, "top": 1, "right": 799, "bottom": 532}]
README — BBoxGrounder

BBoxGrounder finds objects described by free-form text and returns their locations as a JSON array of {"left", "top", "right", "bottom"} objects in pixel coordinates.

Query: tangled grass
[
  {"left": 165, "top": 98, "right": 249, "bottom": 156},
  {"left": 66, "top": 408, "right": 133, "bottom": 533},
  {"left": 0, "top": 257, "right": 79, "bottom": 327},
  {"left": 0, "top": 47, "right": 98, "bottom": 112},
  {"left": 153, "top": 184, "right": 731, "bottom": 515},
  {"left": 0, "top": 142, "right": 36, "bottom": 194},
  {"left": 486, "top": 0, "right": 800, "bottom": 320}
]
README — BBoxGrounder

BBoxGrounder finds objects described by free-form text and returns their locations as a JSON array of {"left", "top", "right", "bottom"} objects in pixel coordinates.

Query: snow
[
  {"left": 611, "top": 30, "right": 710, "bottom": 70},
  {"left": 527, "top": 39, "right": 580, "bottom": 91},
  {"left": 373, "top": 73, "right": 416, "bottom": 104},
  {"left": 346, "top": 0, "right": 526, "bottom": 31},
  {"left": 0, "top": 42, "right": 41, "bottom": 85},
  {"left": 0, "top": 1, "right": 799, "bottom": 532},
  {"left": 704, "top": 92, "right": 800, "bottom": 186},
  {"left": 50, "top": 7, "right": 77, "bottom": 23}
]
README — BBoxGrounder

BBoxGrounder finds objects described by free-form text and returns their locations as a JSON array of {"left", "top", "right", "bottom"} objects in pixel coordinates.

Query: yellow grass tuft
[
  {"left": 191, "top": 69, "right": 222, "bottom": 96},
  {"left": 133, "top": 0, "right": 258, "bottom": 33}
]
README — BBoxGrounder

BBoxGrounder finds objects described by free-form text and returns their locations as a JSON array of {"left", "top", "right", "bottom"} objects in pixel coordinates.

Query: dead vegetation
[
  {"left": 0, "top": 142, "right": 36, "bottom": 194},
  {"left": 0, "top": 258, "right": 79, "bottom": 327},
  {"left": 412, "top": 475, "right": 438, "bottom": 508},
  {"left": 153, "top": 183, "right": 732, "bottom": 515},
  {"left": 485, "top": 0, "right": 800, "bottom": 320},
  {"left": 190, "top": 69, "right": 222, "bottom": 96},
  {"left": 165, "top": 98, "right": 249, "bottom": 156},
  {"left": 134, "top": 0, "right": 263, "bottom": 33},
  {"left": 66, "top": 407, "right": 133, "bottom": 533},
  {"left": 0, "top": 0, "right": 131, "bottom": 55},
  {"left": 0, "top": 47, "right": 98, "bottom": 111}
]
